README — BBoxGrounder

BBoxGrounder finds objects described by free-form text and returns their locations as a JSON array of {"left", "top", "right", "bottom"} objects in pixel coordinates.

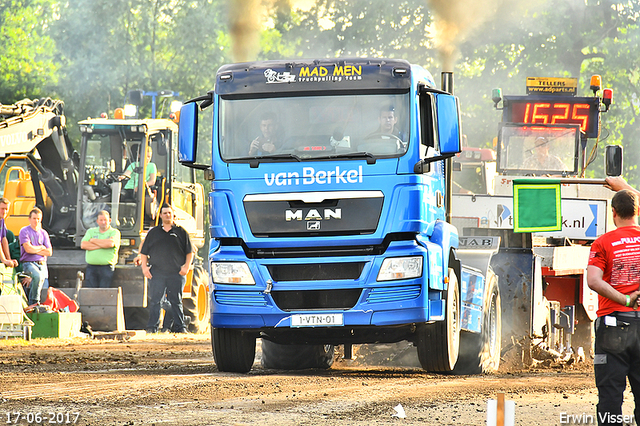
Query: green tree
[
  {"left": 454, "top": 0, "right": 640, "bottom": 187},
  {"left": 50, "top": 0, "right": 230, "bottom": 125},
  {"left": 271, "top": 0, "right": 435, "bottom": 65},
  {"left": 0, "top": 0, "right": 58, "bottom": 102},
  {"left": 164, "top": 0, "right": 231, "bottom": 97}
]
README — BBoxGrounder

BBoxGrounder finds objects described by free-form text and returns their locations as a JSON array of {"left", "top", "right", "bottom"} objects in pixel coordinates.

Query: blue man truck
[{"left": 178, "top": 58, "right": 501, "bottom": 374}]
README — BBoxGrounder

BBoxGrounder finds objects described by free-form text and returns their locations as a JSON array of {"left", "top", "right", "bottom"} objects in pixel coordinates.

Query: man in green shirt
[{"left": 80, "top": 210, "right": 121, "bottom": 288}]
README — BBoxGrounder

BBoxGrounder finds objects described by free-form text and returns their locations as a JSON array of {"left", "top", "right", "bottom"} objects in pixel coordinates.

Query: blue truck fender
[
  {"left": 417, "top": 219, "right": 459, "bottom": 291},
  {"left": 456, "top": 237, "right": 501, "bottom": 333},
  {"left": 210, "top": 191, "right": 238, "bottom": 239}
]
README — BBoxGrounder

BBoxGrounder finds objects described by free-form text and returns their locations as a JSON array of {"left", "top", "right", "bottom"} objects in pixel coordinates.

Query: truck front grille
[
  {"left": 267, "top": 262, "right": 365, "bottom": 281},
  {"left": 271, "top": 289, "right": 362, "bottom": 311},
  {"left": 214, "top": 291, "right": 268, "bottom": 307},
  {"left": 365, "top": 285, "right": 421, "bottom": 304}
]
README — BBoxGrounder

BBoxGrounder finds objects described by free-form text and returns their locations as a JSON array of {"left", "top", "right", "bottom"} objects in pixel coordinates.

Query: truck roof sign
[
  {"left": 526, "top": 77, "right": 578, "bottom": 95},
  {"left": 215, "top": 59, "right": 413, "bottom": 96}
]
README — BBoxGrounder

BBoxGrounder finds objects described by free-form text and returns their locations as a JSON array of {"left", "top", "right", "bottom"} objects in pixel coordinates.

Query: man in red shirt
[{"left": 587, "top": 189, "right": 640, "bottom": 426}]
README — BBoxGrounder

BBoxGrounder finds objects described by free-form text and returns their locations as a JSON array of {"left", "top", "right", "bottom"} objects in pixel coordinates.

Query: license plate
[{"left": 291, "top": 313, "right": 344, "bottom": 327}]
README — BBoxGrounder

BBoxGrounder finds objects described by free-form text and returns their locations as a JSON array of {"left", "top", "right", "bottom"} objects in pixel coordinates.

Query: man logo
[
  {"left": 285, "top": 208, "right": 342, "bottom": 221},
  {"left": 307, "top": 222, "right": 321, "bottom": 230}
]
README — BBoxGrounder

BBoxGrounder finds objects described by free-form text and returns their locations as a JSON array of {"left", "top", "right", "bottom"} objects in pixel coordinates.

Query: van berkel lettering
[{"left": 264, "top": 166, "right": 363, "bottom": 186}]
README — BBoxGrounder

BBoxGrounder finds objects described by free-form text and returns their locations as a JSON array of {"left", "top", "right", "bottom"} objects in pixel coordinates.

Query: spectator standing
[
  {"left": 587, "top": 189, "right": 640, "bottom": 426},
  {"left": 0, "top": 198, "right": 18, "bottom": 268},
  {"left": 140, "top": 204, "right": 193, "bottom": 333},
  {"left": 80, "top": 210, "right": 121, "bottom": 288},
  {"left": 19, "top": 208, "right": 52, "bottom": 305}
]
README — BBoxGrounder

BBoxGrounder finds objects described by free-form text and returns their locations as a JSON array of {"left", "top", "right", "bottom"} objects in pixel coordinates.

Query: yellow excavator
[{"left": 0, "top": 98, "right": 209, "bottom": 332}]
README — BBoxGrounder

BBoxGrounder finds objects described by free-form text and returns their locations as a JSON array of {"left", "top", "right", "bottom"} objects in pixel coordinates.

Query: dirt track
[{"left": 0, "top": 334, "right": 636, "bottom": 426}]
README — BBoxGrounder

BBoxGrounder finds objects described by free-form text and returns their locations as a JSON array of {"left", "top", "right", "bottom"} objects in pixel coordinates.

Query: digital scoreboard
[{"left": 503, "top": 95, "right": 600, "bottom": 138}]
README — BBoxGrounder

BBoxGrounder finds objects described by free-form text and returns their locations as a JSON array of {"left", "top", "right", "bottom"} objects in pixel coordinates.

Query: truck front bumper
[{"left": 209, "top": 239, "right": 446, "bottom": 333}]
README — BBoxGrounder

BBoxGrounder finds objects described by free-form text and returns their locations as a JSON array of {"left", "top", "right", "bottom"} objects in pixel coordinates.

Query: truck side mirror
[
  {"left": 605, "top": 145, "right": 623, "bottom": 176},
  {"left": 436, "top": 94, "right": 462, "bottom": 155},
  {"left": 178, "top": 103, "right": 198, "bottom": 164}
]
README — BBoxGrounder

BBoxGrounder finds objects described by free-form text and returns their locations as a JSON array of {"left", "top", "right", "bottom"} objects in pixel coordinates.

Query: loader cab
[
  {"left": 77, "top": 118, "right": 205, "bottom": 256},
  {"left": 77, "top": 119, "right": 172, "bottom": 250}
]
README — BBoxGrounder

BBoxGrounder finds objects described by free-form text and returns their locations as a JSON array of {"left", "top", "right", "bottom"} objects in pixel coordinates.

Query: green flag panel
[{"left": 513, "top": 180, "right": 561, "bottom": 233}]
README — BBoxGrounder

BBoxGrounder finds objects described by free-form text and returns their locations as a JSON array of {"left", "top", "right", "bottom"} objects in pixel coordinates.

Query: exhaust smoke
[
  {"left": 426, "top": 0, "right": 500, "bottom": 72},
  {"left": 228, "top": 0, "right": 263, "bottom": 62}
]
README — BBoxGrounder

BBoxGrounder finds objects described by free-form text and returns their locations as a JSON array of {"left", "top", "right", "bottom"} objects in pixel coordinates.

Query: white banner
[{"left": 452, "top": 194, "right": 608, "bottom": 239}]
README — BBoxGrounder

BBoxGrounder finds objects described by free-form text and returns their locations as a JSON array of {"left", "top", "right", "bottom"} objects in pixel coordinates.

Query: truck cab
[{"left": 180, "top": 59, "right": 500, "bottom": 373}]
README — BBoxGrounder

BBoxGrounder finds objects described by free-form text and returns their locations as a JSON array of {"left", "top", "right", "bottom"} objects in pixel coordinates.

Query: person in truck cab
[
  {"left": 367, "top": 105, "right": 407, "bottom": 143},
  {"left": 248, "top": 112, "right": 282, "bottom": 156},
  {"left": 522, "top": 136, "right": 566, "bottom": 172}
]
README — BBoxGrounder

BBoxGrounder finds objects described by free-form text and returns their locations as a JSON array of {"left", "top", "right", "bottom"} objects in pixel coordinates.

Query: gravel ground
[{"left": 0, "top": 335, "right": 635, "bottom": 426}]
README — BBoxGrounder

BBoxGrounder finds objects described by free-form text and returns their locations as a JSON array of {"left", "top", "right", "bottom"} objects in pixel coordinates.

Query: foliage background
[{"left": 2, "top": 0, "right": 639, "bottom": 186}]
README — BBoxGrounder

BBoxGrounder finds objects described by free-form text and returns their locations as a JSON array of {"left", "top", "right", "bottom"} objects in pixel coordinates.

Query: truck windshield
[
  {"left": 497, "top": 124, "right": 579, "bottom": 175},
  {"left": 219, "top": 93, "right": 410, "bottom": 161}
]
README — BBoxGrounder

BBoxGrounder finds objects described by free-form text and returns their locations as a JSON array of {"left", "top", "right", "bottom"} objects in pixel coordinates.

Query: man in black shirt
[{"left": 141, "top": 204, "right": 194, "bottom": 333}]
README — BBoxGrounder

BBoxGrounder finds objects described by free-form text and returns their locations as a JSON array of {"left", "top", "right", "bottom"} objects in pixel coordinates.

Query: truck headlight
[
  {"left": 211, "top": 262, "right": 255, "bottom": 285},
  {"left": 377, "top": 256, "right": 423, "bottom": 281}
]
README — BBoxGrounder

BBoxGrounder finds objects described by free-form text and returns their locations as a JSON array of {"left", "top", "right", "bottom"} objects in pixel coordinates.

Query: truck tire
[
  {"left": 261, "top": 340, "right": 335, "bottom": 370},
  {"left": 211, "top": 328, "right": 256, "bottom": 373},
  {"left": 183, "top": 265, "right": 210, "bottom": 334},
  {"left": 453, "top": 270, "right": 501, "bottom": 374},
  {"left": 416, "top": 268, "right": 461, "bottom": 372}
]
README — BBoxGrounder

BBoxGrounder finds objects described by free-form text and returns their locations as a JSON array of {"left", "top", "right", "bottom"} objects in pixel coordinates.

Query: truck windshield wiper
[
  {"left": 230, "top": 154, "right": 303, "bottom": 168},
  {"left": 325, "top": 152, "right": 377, "bottom": 164}
]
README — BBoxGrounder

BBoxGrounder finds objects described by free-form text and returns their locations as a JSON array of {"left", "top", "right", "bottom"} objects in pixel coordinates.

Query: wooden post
[{"left": 497, "top": 392, "right": 505, "bottom": 426}]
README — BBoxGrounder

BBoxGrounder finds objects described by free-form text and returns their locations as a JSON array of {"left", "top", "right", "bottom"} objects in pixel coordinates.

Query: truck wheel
[
  {"left": 183, "top": 265, "right": 210, "bottom": 334},
  {"left": 453, "top": 270, "right": 501, "bottom": 374},
  {"left": 416, "top": 268, "right": 461, "bottom": 372},
  {"left": 211, "top": 328, "right": 256, "bottom": 373},
  {"left": 261, "top": 340, "right": 335, "bottom": 370}
]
